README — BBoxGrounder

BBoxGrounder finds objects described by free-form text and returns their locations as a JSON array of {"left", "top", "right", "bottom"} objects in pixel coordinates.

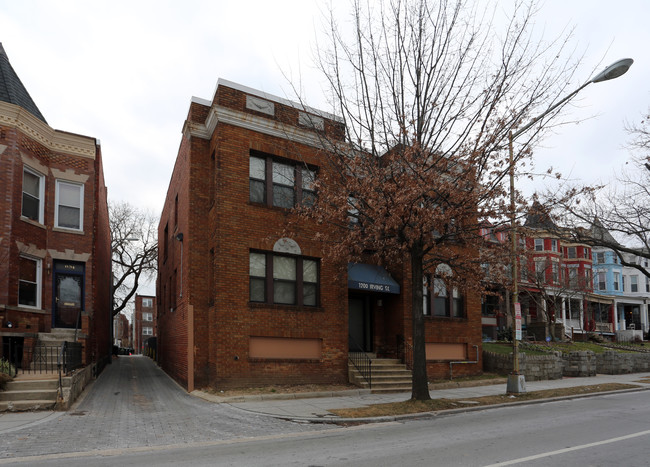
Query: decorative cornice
[
  {"left": 184, "top": 104, "right": 330, "bottom": 149},
  {"left": 0, "top": 101, "right": 97, "bottom": 159}
]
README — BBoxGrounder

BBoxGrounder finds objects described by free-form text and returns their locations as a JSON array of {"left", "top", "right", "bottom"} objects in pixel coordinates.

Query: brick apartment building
[
  {"left": 113, "top": 312, "right": 131, "bottom": 349},
  {"left": 0, "top": 43, "right": 112, "bottom": 369},
  {"left": 133, "top": 294, "right": 156, "bottom": 354},
  {"left": 157, "top": 79, "right": 483, "bottom": 392}
]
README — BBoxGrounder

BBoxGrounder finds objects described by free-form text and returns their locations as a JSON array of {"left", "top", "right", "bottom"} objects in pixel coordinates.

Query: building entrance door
[
  {"left": 348, "top": 297, "right": 372, "bottom": 352},
  {"left": 53, "top": 261, "right": 84, "bottom": 329}
]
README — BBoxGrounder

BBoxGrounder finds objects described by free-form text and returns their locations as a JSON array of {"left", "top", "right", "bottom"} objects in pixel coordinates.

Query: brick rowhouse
[
  {"left": 157, "top": 79, "right": 483, "bottom": 391},
  {"left": 0, "top": 43, "right": 112, "bottom": 370}
]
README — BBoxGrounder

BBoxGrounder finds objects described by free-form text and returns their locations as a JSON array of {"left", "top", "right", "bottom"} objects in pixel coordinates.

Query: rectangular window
[
  {"left": 22, "top": 167, "right": 44, "bottom": 223},
  {"left": 534, "top": 239, "right": 544, "bottom": 251},
  {"left": 567, "top": 247, "right": 577, "bottom": 259},
  {"left": 143, "top": 312, "right": 153, "bottom": 321},
  {"left": 598, "top": 272, "right": 606, "bottom": 291},
  {"left": 646, "top": 277, "right": 650, "bottom": 293},
  {"left": 622, "top": 275, "right": 626, "bottom": 292},
  {"left": 535, "top": 260, "right": 546, "bottom": 282},
  {"left": 142, "top": 298, "right": 153, "bottom": 308},
  {"left": 249, "top": 153, "right": 316, "bottom": 208},
  {"left": 142, "top": 327, "right": 153, "bottom": 336},
  {"left": 596, "top": 252, "right": 605, "bottom": 264},
  {"left": 249, "top": 156, "right": 267, "bottom": 204},
  {"left": 249, "top": 251, "right": 319, "bottom": 307},
  {"left": 55, "top": 180, "right": 83, "bottom": 230},
  {"left": 631, "top": 275, "right": 638, "bottom": 293},
  {"left": 583, "top": 248, "right": 589, "bottom": 259},
  {"left": 551, "top": 263, "right": 559, "bottom": 283},
  {"left": 427, "top": 277, "right": 464, "bottom": 318},
  {"left": 432, "top": 278, "right": 448, "bottom": 317},
  {"left": 613, "top": 272, "right": 620, "bottom": 291},
  {"left": 551, "top": 239, "right": 558, "bottom": 252},
  {"left": 18, "top": 255, "right": 41, "bottom": 308},
  {"left": 568, "top": 266, "right": 578, "bottom": 288}
]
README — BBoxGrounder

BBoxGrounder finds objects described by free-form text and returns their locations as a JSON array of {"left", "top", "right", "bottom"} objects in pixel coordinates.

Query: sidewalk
[{"left": 193, "top": 372, "right": 650, "bottom": 423}]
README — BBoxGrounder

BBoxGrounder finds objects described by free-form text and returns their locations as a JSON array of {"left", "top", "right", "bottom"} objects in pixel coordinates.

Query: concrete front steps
[
  {"left": 0, "top": 376, "right": 59, "bottom": 411},
  {"left": 349, "top": 356, "right": 412, "bottom": 393}
]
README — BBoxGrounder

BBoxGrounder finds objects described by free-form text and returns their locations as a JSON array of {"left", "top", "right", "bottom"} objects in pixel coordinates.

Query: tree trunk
[{"left": 410, "top": 249, "right": 431, "bottom": 401}]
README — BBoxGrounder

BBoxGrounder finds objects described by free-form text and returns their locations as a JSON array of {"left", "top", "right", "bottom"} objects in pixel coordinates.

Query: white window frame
[
  {"left": 18, "top": 254, "right": 42, "bottom": 309},
  {"left": 55, "top": 180, "right": 84, "bottom": 231},
  {"left": 22, "top": 167, "right": 45, "bottom": 224},
  {"left": 142, "top": 298, "right": 153, "bottom": 308},
  {"left": 631, "top": 275, "right": 638, "bottom": 293},
  {"left": 142, "top": 326, "right": 153, "bottom": 336},
  {"left": 143, "top": 312, "right": 153, "bottom": 321},
  {"left": 613, "top": 272, "right": 620, "bottom": 291},
  {"left": 551, "top": 239, "right": 558, "bottom": 252},
  {"left": 534, "top": 239, "right": 544, "bottom": 251}
]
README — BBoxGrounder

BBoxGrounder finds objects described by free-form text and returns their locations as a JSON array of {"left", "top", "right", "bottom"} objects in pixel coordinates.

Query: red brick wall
[
  {"left": 157, "top": 83, "right": 483, "bottom": 391},
  {"left": 0, "top": 116, "right": 110, "bottom": 369}
]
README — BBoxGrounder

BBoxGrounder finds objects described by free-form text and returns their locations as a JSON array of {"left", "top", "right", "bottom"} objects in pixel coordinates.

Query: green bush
[{"left": 0, "top": 358, "right": 16, "bottom": 377}]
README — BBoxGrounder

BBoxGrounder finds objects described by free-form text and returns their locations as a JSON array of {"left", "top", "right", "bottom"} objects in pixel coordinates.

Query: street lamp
[{"left": 507, "top": 58, "right": 633, "bottom": 394}]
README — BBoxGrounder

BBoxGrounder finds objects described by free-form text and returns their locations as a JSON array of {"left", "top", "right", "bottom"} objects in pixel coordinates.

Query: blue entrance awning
[{"left": 347, "top": 263, "right": 400, "bottom": 294}]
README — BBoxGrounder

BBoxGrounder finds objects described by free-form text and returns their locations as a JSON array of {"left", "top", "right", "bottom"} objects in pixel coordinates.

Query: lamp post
[{"left": 507, "top": 58, "right": 633, "bottom": 394}]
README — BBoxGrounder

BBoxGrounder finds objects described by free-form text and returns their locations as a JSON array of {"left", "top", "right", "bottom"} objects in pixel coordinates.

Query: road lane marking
[{"left": 483, "top": 429, "right": 650, "bottom": 466}]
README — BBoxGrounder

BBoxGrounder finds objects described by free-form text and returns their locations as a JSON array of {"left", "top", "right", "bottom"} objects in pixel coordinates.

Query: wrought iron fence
[{"left": 1, "top": 340, "right": 82, "bottom": 377}]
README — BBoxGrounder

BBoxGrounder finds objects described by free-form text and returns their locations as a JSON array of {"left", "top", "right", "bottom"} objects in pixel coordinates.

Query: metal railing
[
  {"left": 348, "top": 335, "right": 371, "bottom": 389},
  {"left": 396, "top": 335, "right": 413, "bottom": 370},
  {"left": 1, "top": 340, "right": 82, "bottom": 377}
]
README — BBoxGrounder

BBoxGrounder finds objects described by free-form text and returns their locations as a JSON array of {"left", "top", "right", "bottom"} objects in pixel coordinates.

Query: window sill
[
  {"left": 19, "top": 217, "right": 46, "bottom": 229},
  {"left": 5, "top": 305, "right": 49, "bottom": 315},
  {"left": 53, "top": 227, "right": 85, "bottom": 235}
]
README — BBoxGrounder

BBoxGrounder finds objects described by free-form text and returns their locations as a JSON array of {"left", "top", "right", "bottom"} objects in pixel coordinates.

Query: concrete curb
[
  {"left": 191, "top": 388, "right": 372, "bottom": 403},
  {"left": 191, "top": 378, "right": 508, "bottom": 403},
  {"left": 271, "top": 386, "right": 650, "bottom": 425}
]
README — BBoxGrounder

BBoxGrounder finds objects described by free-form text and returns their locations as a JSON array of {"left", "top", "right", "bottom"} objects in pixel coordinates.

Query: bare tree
[
  {"left": 110, "top": 201, "right": 158, "bottom": 317},
  {"left": 293, "top": 0, "right": 582, "bottom": 400},
  {"left": 543, "top": 108, "right": 650, "bottom": 278}
]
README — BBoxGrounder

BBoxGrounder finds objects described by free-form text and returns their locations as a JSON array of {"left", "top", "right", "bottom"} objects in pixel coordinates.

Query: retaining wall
[{"left": 484, "top": 349, "right": 650, "bottom": 380}]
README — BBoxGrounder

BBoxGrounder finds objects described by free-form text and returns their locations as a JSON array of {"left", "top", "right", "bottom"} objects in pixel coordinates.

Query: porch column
[
  {"left": 579, "top": 298, "right": 584, "bottom": 331},
  {"left": 561, "top": 298, "right": 567, "bottom": 325}
]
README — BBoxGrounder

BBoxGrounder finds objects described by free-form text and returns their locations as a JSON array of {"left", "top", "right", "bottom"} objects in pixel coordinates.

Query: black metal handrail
[
  {"left": 397, "top": 335, "right": 413, "bottom": 371},
  {"left": 348, "top": 335, "right": 371, "bottom": 389}
]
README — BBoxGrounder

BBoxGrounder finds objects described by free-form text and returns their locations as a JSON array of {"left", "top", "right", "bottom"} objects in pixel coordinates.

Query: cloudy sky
[{"left": 1, "top": 0, "right": 648, "bottom": 215}]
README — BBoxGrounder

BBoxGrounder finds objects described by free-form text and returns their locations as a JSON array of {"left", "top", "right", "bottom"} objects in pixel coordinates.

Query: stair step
[
  {"left": 0, "top": 400, "right": 57, "bottom": 412},
  {"left": 0, "top": 389, "right": 58, "bottom": 402},
  {"left": 6, "top": 379, "right": 59, "bottom": 391}
]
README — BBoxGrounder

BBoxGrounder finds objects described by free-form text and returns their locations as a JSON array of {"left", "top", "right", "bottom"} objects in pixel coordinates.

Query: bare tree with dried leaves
[
  {"left": 543, "top": 108, "right": 650, "bottom": 279},
  {"left": 293, "top": 0, "right": 583, "bottom": 400},
  {"left": 110, "top": 201, "right": 158, "bottom": 316}
]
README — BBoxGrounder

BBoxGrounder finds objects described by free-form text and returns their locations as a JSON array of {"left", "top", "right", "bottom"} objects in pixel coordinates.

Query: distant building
[
  {"left": 0, "top": 43, "right": 112, "bottom": 370},
  {"left": 113, "top": 313, "right": 131, "bottom": 349},
  {"left": 591, "top": 218, "right": 650, "bottom": 337},
  {"left": 133, "top": 294, "right": 156, "bottom": 354}
]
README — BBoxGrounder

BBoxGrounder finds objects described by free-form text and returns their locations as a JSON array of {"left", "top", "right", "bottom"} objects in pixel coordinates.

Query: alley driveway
[{"left": 1, "top": 356, "right": 326, "bottom": 460}]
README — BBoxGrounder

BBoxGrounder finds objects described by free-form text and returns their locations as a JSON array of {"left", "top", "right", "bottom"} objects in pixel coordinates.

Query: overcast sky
[{"left": 2, "top": 0, "right": 648, "bottom": 214}]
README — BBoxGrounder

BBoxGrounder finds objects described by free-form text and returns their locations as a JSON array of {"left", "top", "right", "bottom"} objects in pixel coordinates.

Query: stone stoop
[
  {"left": 349, "top": 357, "right": 412, "bottom": 393},
  {"left": 0, "top": 378, "right": 59, "bottom": 412}
]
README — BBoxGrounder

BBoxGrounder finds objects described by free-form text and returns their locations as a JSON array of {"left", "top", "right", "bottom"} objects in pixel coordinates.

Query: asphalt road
[{"left": 4, "top": 389, "right": 650, "bottom": 466}]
